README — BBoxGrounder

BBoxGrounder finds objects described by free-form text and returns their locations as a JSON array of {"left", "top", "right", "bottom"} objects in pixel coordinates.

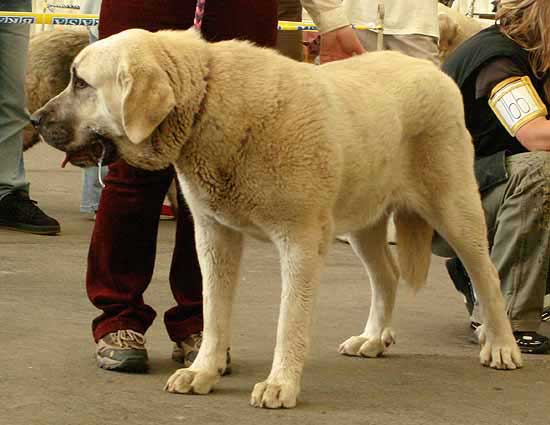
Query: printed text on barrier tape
[
  {"left": 0, "top": 12, "right": 98, "bottom": 26},
  {"left": 0, "top": 12, "right": 382, "bottom": 31}
]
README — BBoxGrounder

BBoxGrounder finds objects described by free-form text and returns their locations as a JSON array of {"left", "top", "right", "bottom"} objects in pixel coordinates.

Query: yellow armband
[{"left": 488, "top": 76, "right": 547, "bottom": 136}]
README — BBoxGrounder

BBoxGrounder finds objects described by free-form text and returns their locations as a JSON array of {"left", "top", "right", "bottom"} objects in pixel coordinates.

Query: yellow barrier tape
[
  {"left": 278, "top": 20, "right": 382, "bottom": 32},
  {"left": 0, "top": 12, "right": 382, "bottom": 31},
  {"left": 0, "top": 11, "right": 98, "bottom": 26}
]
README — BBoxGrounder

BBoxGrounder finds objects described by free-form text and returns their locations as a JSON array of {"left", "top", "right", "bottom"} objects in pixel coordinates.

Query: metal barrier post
[{"left": 376, "top": 3, "right": 385, "bottom": 51}]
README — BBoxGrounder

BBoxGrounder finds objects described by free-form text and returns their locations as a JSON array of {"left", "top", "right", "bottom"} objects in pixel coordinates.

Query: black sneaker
[
  {"left": 469, "top": 322, "right": 550, "bottom": 354},
  {"left": 0, "top": 191, "right": 60, "bottom": 235},
  {"left": 514, "top": 332, "right": 550, "bottom": 354},
  {"left": 446, "top": 257, "right": 476, "bottom": 315}
]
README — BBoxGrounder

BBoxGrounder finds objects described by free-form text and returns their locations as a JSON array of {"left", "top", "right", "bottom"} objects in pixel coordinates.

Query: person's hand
[{"left": 320, "top": 26, "right": 366, "bottom": 64}]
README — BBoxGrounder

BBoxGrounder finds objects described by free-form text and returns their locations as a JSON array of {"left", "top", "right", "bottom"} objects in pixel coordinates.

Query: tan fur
[
  {"left": 24, "top": 29, "right": 180, "bottom": 214},
  {"left": 23, "top": 8, "right": 483, "bottom": 147},
  {"left": 24, "top": 29, "right": 89, "bottom": 150},
  {"left": 35, "top": 29, "right": 522, "bottom": 409},
  {"left": 438, "top": 4, "right": 491, "bottom": 63},
  {"left": 394, "top": 210, "right": 433, "bottom": 290}
]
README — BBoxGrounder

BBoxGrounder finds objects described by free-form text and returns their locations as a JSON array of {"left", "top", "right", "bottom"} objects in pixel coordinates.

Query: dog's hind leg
[
  {"left": 250, "top": 215, "right": 333, "bottom": 409},
  {"left": 339, "top": 216, "right": 399, "bottom": 358},
  {"left": 422, "top": 185, "right": 522, "bottom": 370}
]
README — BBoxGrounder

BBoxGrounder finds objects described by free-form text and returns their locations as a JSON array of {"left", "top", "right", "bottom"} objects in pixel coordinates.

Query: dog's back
[
  {"left": 315, "top": 51, "right": 474, "bottom": 288},
  {"left": 315, "top": 51, "right": 469, "bottom": 211},
  {"left": 189, "top": 38, "right": 472, "bottom": 230},
  {"left": 198, "top": 41, "right": 473, "bottom": 289}
]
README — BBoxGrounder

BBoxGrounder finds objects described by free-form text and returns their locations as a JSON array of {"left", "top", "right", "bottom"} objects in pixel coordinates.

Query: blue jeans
[
  {"left": 0, "top": 0, "right": 32, "bottom": 200},
  {"left": 81, "top": 166, "right": 108, "bottom": 213},
  {"left": 79, "top": 0, "right": 104, "bottom": 212}
]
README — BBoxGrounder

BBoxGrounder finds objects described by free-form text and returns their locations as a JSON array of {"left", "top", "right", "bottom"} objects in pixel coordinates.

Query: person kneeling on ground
[{"left": 432, "top": 0, "right": 550, "bottom": 354}]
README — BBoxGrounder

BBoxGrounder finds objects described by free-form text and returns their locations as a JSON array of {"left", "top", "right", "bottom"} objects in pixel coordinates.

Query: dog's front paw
[
  {"left": 477, "top": 326, "right": 522, "bottom": 370},
  {"left": 164, "top": 368, "right": 220, "bottom": 394},
  {"left": 250, "top": 379, "right": 300, "bottom": 409},
  {"left": 338, "top": 328, "right": 396, "bottom": 358}
]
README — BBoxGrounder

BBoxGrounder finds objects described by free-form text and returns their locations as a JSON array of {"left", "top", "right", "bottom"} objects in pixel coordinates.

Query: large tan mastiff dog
[{"left": 33, "top": 29, "right": 521, "bottom": 408}]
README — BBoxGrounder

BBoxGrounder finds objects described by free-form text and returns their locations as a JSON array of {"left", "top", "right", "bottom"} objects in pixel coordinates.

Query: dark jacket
[{"left": 442, "top": 25, "right": 548, "bottom": 191}]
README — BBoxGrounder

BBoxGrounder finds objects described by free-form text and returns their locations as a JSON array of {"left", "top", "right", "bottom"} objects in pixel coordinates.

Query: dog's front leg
[
  {"left": 250, "top": 222, "right": 332, "bottom": 409},
  {"left": 165, "top": 217, "right": 243, "bottom": 395}
]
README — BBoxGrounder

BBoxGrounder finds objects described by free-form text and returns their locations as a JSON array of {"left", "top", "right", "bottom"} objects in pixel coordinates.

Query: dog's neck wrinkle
[
  {"left": 122, "top": 41, "right": 266, "bottom": 174},
  {"left": 189, "top": 57, "right": 211, "bottom": 135},
  {"left": 176, "top": 48, "right": 285, "bottom": 176},
  {"left": 161, "top": 40, "right": 210, "bottom": 102},
  {"left": 129, "top": 46, "right": 211, "bottom": 170},
  {"left": 160, "top": 43, "right": 211, "bottom": 140}
]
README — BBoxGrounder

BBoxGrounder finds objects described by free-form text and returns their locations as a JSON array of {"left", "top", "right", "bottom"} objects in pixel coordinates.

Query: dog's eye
[{"left": 74, "top": 76, "right": 89, "bottom": 90}]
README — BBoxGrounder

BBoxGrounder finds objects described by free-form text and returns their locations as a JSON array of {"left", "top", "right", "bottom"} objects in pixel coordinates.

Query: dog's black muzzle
[{"left": 31, "top": 108, "right": 120, "bottom": 168}]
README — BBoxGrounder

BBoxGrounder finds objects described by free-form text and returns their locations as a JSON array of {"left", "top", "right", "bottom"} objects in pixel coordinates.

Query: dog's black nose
[{"left": 30, "top": 112, "right": 43, "bottom": 128}]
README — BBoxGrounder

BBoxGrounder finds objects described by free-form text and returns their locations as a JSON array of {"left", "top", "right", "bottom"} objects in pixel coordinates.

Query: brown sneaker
[
  {"left": 172, "top": 332, "right": 232, "bottom": 375},
  {"left": 96, "top": 330, "right": 149, "bottom": 373}
]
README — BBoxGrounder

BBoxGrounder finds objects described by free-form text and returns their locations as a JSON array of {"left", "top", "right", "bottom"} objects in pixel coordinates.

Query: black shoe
[
  {"left": 468, "top": 321, "right": 482, "bottom": 345},
  {"left": 468, "top": 323, "right": 550, "bottom": 354},
  {"left": 446, "top": 258, "right": 476, "bottom": 315},
  {"left": 514, "top": 332, "right": 550, "bottom": 354},
  {"left": 0, "top": 191, "right": 60, "bottom": 235}
]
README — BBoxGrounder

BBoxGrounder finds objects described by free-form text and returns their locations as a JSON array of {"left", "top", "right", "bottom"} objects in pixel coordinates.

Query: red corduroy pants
[{"left": 88, "top": 0, "right": 278, "bottom": 342}]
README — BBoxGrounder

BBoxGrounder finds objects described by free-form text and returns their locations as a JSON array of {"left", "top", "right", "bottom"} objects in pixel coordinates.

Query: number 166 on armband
[{"left": 489, "top": 76, "right": 548, "bottom": 136}]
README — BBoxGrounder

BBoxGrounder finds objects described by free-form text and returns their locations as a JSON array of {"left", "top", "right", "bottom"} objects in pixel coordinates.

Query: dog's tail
[{"left": 393, "top": 210, "right": 433, "bottom": 291}]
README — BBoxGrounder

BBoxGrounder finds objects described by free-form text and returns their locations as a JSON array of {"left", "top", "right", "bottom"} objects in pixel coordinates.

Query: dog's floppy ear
[
  {"left": 438, "top": 13, "right": 458, "bottom": 45},
  {"left": 118, "top": 62, "right": 176, "bottom": 144}
]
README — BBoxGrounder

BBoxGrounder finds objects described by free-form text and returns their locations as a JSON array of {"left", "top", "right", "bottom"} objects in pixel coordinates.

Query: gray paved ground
[{"left": 1, "top": 143, "right": 549, "bottom": 425}]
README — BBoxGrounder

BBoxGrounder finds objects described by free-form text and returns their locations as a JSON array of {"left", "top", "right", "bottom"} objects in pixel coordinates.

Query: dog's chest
[
  {"left": 189, "top": 190, "right": 267, "bottom": 239},
  {"left": 176, "top": 163, "right": 268, "bottom": 238}
]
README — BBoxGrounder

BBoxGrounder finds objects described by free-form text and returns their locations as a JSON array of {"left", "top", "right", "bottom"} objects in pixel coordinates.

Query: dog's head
[
  {"left": 438, "top": 13, "right": 460, "bottom": 63},
  {"left": 437, "top": 5, "right": 489, "bottom": 64},
  {"left": 32, "top": 28, "right": 194, "bottom": 169}
]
